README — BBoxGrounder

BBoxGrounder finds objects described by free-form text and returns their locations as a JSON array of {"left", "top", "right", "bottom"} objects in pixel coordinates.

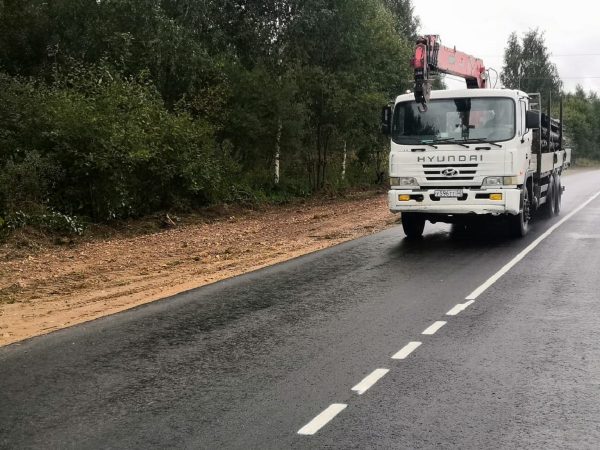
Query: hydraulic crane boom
[{"left": 411, "top": 35, "right": 487, "bottom": 109}]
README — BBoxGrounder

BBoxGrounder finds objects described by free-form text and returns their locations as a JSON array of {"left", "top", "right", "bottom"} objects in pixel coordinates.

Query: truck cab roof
[{"left": 395, "top": 88, "right": 529, "bottom": 104}]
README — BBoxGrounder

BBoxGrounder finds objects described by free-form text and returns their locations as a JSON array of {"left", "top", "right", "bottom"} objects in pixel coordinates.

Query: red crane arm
[{"left": 411, "top": 35, "right": 487, "bottom": 109}]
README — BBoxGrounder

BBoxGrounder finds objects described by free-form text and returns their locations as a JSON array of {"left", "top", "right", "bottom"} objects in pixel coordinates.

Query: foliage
[
  {"left": 2, "top": 210, "right": 86, "bottom": 236},
  {"left": 501, "top": 29, "right": 562, "bottom": 98},
  {"left": 501, "top": 29, "right": 600, "bottom": 162},
  {"left": 563, "top": 87, "right": 600, "bottom": 161},
  {"left": 0, "top": 66, "right": 226, "bottom": 220},
  {"left": 0, "top": 0, "right": 422, "bottom": 232},
  {"left": 382, "top": 0, "right": 420, "bottom": 39}
]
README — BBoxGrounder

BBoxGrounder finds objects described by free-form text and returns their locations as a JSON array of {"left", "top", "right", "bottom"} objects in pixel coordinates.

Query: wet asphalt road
[{"left": 2, "top": 170, "right": 600, "bottom": 449}]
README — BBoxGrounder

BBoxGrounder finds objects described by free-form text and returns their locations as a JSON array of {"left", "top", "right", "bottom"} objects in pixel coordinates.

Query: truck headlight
[
  {"left": 482, "top": 176, "right": 503, "bottom": 187},
  {"left": 390, "top": 177, "right": 418, "bottom": 188},
  {"left": 482, "top": 176, "right": 519, "bottom": 187}
]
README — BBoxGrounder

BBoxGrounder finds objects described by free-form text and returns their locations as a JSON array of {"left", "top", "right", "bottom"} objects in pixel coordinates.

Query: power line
[
  {"left": 442, "top": 75, "right": 600, "bottom": 82},
  {"left": 479, "top": 53, "right": 600, "bottom": 58},
  {"left": 523, "top": 77, "right": 600, "bottom": 79},
  {"left": 548, "top": 54, "right": 600, "bottom": 57}
]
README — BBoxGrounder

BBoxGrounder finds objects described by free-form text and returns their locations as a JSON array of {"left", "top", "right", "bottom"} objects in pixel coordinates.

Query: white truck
[{"left": 381, "top": 35, "right": 570, "bottom": 238}]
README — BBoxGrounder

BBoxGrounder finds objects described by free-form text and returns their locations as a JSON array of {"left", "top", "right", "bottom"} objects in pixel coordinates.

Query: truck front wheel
[
  {"left": 508, "top": 186, "right": 530, "bottom": 237},
  {"left": 402, "top": 212, "right": 426, "bottom": 239}
]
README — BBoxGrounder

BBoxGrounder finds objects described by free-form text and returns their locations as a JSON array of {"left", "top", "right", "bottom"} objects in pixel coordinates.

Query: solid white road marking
[
  {"left": 297, "top": 403, "right": 348, "bottom": 435},
  {"left": 297, "top": 193, "right": 600, "bottom": 438},
  {"left": 422, "top": 321, "right": 446, "bottom": 335},
  {"left": 391, "top": 341, "right": 422, "bottom": 360},
  {"left": 465, "top": 190, "right": 600, "bottom": 300},
  {"left": 446, "top": 300, "right": 475, "bottom": 316},
  {"left": 351, "top": 368, "right": 389, "bottom": 395}
]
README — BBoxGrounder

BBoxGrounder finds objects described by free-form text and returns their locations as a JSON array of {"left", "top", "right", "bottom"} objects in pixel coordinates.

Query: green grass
[{"left": 572, "top": 157, "right": 600, "bottom": 168}]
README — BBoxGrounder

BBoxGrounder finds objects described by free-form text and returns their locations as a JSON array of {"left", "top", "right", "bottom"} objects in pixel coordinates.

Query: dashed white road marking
[
  {"left": 422, "top": 321, "right": 446, "bottom": 335},
  {"left": 391, "top": 341, "right": 422, "bottom": 360},
  {"left": 351, "top": 368, "right": 389, "bottom": 395},
  {"left": 446, "top": 300, "right": 475, "bottom": 316},
  {"left": 465, "top": 190, "right": 600, "bottom": 300},
  {"left": 297, "top": 191, "right": 600, "bottom": 438},
  {"left": 297, "top": 403, "right": 348, "bottom": 435}
]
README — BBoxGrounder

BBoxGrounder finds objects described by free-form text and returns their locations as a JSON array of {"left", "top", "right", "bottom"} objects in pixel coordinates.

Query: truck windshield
[{"left": 392, "top": 97, "right": 516, "bottom": 145}]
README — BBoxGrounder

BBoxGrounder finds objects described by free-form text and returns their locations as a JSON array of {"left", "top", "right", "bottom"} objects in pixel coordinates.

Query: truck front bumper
[{"left": 388, "top": 188, "right": 521, "bottom": 215}]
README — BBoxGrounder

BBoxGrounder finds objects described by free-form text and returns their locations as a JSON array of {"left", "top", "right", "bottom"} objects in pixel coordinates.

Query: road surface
[{"left": 2, "top": 169, "right": 600, "bottom": 449}]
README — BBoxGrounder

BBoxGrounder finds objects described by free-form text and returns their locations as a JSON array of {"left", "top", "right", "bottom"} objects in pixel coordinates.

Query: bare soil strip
[{"left": 0, "top": 191, "right": 397, "bottom": 346}]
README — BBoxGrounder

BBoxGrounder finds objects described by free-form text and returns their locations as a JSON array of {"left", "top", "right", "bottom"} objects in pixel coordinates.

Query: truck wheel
[
  {"left": 541, "top": 175, "right": 556, "bottom": 218},
  {"left": 402, "top": 212, "right": 425, "bottom": 239},
  {"left": 554, "top": 175, "right": 562, "bottom": 214},
  {"left": 508, "top": 186, "right": 530, "bottom": 237}
]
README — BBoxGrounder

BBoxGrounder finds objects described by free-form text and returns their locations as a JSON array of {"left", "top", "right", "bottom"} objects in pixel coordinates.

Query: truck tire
[
  {"left": 508, "top": 186, "right": 530, "bottom": 237},
  {"left": 402, "top": 212, "right": 425, "bottom": 239},
  {"left": 554, "top": 175, "right": 562, "bottom": 214},
  {"left": 541, "top": 175, "right": 556, "bottom": 218}
]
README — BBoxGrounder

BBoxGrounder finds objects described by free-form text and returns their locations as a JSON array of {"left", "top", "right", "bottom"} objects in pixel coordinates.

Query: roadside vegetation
[
  {"left": 501, "top": 29, "right": 600, "bottom": 164},
  {"left": 0, "top": 0, "right": 420, "bottom": 235},
  {"left": 0, "top": 2, "right": 598, "bottom": 239}
]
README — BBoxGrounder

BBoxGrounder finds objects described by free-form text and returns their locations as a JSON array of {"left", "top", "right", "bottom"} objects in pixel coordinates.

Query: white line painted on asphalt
[
  {"left": 466, "top": 190, "right": 600, "bottom": 300},
  {"left": 297, "top": 403, "right": 348, "bottom": 435},
  {"left": 297, "top": 192, "right": 600, "bottom": 438},
  {"left": 422, "top": 321, "right": 447, "bottom": 335},
  {"left": 391, "top": 341, "right": 422, "bottom": 360},
  {"left": 351, "top": 368, "right": 389, "bottom": 395},
  {"left": 446, "top": 300, "right": 475, "bottom": 316},
  {"left": 445, "top": 304, "right": 464, "bottom": 316}
]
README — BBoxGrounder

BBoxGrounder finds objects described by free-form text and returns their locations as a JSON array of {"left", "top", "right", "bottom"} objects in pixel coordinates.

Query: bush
[
  {"left": 2, "top": 210, "right": 85, "bottom": 235},
  {"left": 0, "top": 151, "right": 63, "bottom": 215},
  {"left": 0, "top": 64, "right": 233, "bottom": 222}
]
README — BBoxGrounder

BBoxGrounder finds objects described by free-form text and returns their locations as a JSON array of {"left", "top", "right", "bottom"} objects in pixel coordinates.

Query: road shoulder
[{"left": 0, "top": 191, "right": 396, "bottom": 346}]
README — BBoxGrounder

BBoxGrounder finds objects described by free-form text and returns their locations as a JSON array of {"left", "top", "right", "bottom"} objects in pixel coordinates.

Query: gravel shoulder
[{"left": 0, "top": 191, "right": 397, "bottom": 346}]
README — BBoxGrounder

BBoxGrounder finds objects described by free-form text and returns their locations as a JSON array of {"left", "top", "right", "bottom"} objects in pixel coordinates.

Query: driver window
[{"left": 519, "top": 101, "right": 527, "bottom": 136}]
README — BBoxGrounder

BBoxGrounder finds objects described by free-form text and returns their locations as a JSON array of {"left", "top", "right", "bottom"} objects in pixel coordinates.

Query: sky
[{"left": 412, "top": 0, "right": 600, "bottom": 93}]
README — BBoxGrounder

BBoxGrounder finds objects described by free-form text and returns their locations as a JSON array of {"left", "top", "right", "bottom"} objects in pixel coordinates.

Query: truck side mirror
[
  {"left": 381, "top": 106, "right": 392, "bottom": 136},
  {"left": 526, "top": 110, "right": 540, "bottom": 129}
]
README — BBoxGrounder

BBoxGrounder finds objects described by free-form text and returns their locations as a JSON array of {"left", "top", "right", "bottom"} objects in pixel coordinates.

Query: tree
[
  {"left": 563, "top": 86, "right": 600, "bottom": 162},
  {"left": 288, "top": 0, "right": 412, "bottom": 190},
  {"left": 0, "top": 0, "right": 422, "bottom": 226},
  {"left": 381, "top": 0, "right": 420, "bottom": 40},
  {"left": 501, "top": 29, "right": 562, "bottom": 99}
]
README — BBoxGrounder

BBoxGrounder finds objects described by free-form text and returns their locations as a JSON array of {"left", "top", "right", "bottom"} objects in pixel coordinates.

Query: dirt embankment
[{"left": 0, "top": 191, "right": 397, "bottom": 346}]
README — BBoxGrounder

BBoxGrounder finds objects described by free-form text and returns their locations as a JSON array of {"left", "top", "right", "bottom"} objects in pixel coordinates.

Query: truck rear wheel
[
  {"left": 508, "top": 186, "right": 530, "bottom": 237},
  {"left": 554, "top": 175, "right": 562, "bottom": 214},
  {"left": 401, "top": 212, "right": 425, "bottom": 239},
  {"left": 541, "top": 175, "right": 557, "bottom": 218}
]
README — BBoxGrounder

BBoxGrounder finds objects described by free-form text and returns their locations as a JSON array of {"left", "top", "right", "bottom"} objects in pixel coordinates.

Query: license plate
[{"left": 434, "top": 189, "right": 463, "bottom": 198}]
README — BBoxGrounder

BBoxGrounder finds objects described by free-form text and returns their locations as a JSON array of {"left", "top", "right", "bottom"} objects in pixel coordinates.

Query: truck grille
[{"left": 423, "top": 163, "right": 478, "bottom": 181}]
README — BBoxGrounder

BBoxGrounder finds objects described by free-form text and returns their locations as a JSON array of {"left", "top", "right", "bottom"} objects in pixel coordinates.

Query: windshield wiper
[
  {"left": 462, "top": 138, "right": 502, "bottom": 148},
  {"left": 418, "top": 140, "right": 438, "bottom": 149},
  {"left": 421, "top": 138, "right": 468, "bottom": 148},
  {"left": 431, "top": 138, "right": 469, "bottom": 148}
]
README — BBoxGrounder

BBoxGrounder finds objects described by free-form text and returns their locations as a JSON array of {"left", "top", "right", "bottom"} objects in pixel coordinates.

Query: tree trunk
[
  {"left": 341, "top": 140, "right": 347, "bottom": 181},
  {"left": 321, "top": 131, "right": 329, "bottom": 189},
  {"left": 316, "top": 123, "right": 322, "bottom": 191},
  {"left": 375, "top": 146, "right": 384, "bottom": 184},
  {"left": 274, "top": 117, "right": 282, "bottom": 185}
]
